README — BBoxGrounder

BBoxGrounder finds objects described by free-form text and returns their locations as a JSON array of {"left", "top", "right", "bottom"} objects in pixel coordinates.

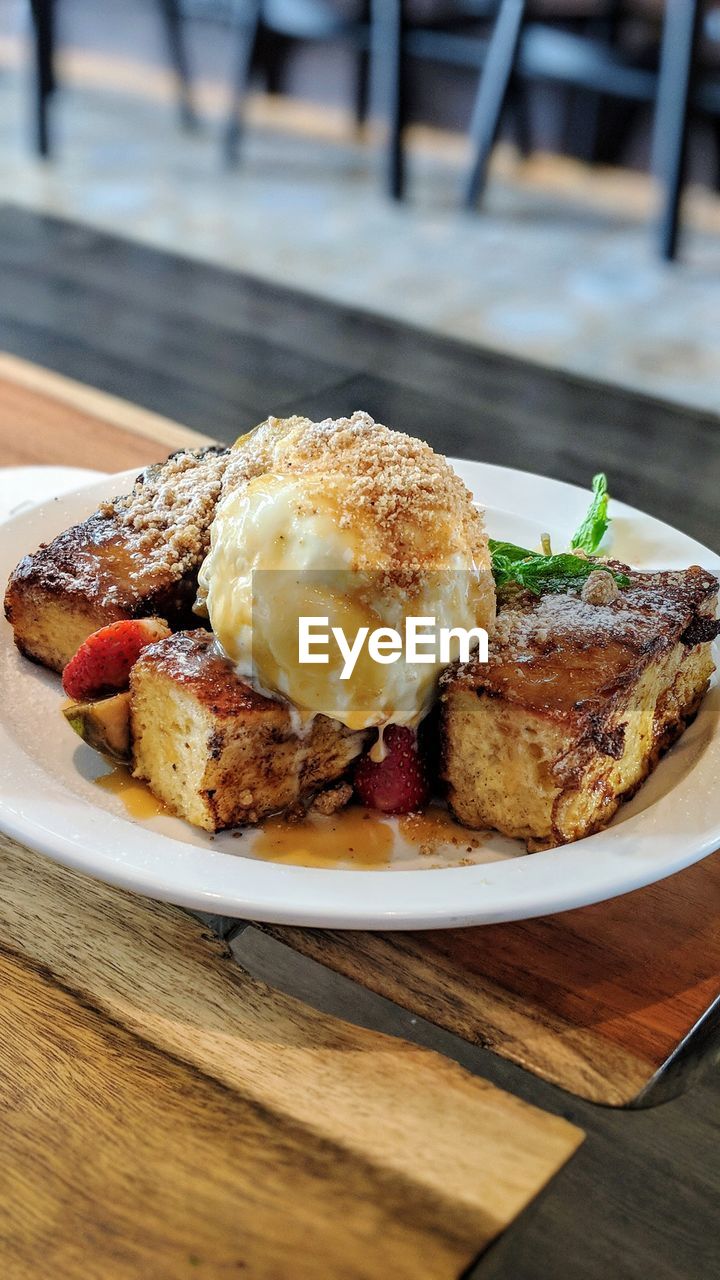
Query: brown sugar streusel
[
  {"left": 311, "top": 782, "right": 354, "bottom": 815},
  {"left": 99, "top": 447, "right": 229, "bottom": 580},
  {"left": 219, "top": 410, "right": 491, "bottom": 591}
]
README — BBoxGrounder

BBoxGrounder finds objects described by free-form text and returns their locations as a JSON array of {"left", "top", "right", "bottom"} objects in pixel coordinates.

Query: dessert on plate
[
  {"left": 441, "top": 564, "right": 718, "bottom": 850},
  {"left": 130, "top": 629, "right": 370, "bottom": 831},
  {"left": 5, "top": 412, "right": 718, "bottom": 852},
  {"left": 4, "top": 446, "right": 227, "bottom": 672}
]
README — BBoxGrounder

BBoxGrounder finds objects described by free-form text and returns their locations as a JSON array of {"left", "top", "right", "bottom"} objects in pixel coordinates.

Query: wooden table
[{"left": 0, "top": 204, "right": 719, "bottom": 1280}]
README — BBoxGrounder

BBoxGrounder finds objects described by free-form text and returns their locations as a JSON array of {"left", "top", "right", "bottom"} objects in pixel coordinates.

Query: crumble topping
[
  {"left": 311, "top": 781, "right": 354, "bottom": 815},
  {"left": 100, "top": 447, "right": 229, "bottom": 580},
  {"left": 219, "top": 410, "right": 489, "bottom": 589},
  {"left": 582, "top": 569, "right": 619, "bottom": 606}
]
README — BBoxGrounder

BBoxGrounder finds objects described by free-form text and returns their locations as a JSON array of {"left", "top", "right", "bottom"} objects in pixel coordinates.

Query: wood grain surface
[
  {"left": 0, "top": 832, "right": 581, "bottom": 1280},
  {"left": 265, "top": 847, "right": 720, "bottom": 1106},
  {"left": 0, "top": 352, "right": 211, "bottom": 470},
  {"left": 2, "top": 207, "right": 719, "bottom": 551}
]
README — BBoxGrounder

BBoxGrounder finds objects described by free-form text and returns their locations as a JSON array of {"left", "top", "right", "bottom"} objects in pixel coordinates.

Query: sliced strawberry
[
  {"left": 62, "top": 618, "right": 171, "bottom": 701},
  {"left": 353, "top": 724, "right": 429, "bottom": 815}
]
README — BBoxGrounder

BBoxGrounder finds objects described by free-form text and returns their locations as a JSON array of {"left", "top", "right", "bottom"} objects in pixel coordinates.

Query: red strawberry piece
[
  {"left": 62, "top": 618, "right": 171, "bottom": 701},
  {"left": 353, "top": 724, "right": 430, "bottom": 815}
]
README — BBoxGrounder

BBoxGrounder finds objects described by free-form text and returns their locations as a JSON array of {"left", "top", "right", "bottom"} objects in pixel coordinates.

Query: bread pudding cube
[
  {"left": 440, "top": 565, "right": 718, "bottom": 850},
  {"left": 130, "top": 630, "right": 370, "bottom": 831},
  {"left": 5, "top": 446, "right": 228, "bottom": 673}
]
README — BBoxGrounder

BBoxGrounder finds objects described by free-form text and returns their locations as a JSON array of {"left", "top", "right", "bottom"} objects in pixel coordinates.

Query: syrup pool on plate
[
  {"left": 251, "top": 802, "right": 485, "bottom": 869},
  {"left": 93, "top": 765, "right": 486, "bottom": 870},
  {"left": 95, "top": 764, "right": 168, "bottom": 820},
  {"left": 253, "top": 807, "right": 394, "bottom": 868}
]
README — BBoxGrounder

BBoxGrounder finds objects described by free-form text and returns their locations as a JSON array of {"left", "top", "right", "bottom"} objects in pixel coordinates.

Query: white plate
[
  {"left": 1, "top": 463, "right": 719, "bottom": 928},
  {"left": 0, "top": 466, "right": 105, "bottom": 522}
]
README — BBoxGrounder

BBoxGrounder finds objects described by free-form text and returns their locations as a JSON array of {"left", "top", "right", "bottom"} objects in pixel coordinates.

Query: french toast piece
[
  {"left": 440, "top": 565, "right": 719, "bottom": 850},
  {"left": 130, "top": 630, "right": 370, "bottom": 831},
  {"left": 4, "top": 446, "right": 228, "bottom": 674}
]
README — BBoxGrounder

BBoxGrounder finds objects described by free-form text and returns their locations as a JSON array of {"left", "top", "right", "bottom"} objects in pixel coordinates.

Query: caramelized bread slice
[
  {"left": 130, "top": 630, "right": 370, "bottom": 831},
  {"left": 5, "top": 446, "right": 228, "bottom": 674},
  {"left": 440, "top": 565, "right": 719, "bottom": 850}
]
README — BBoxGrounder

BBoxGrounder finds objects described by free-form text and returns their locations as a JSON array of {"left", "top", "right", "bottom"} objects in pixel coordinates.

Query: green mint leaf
[
  {"left": 488, "top": 540, "right": 535, "bottom": 590},
  {"left": 570, "top": 473, "right": 610, "bottom": 555},
  {"left": 512, "top": 554, "right": 628, "bottom": 596},
  {"left": 489, "top": 538, "right": 629, "bottom": 596},
  {"left": 488, "top": 539, "right": 535, "bottom": 564}
]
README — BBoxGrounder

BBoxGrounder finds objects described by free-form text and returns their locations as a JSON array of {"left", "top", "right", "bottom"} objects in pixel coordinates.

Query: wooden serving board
[
  {"left": 0, "top": 832, "right": 581, "bottom": 1279},
  {"left": 2, "top": 354, "right": 718, "bottom": 1114},
  {"left": 265, "top": 852, "right": 720, "bottom": 1107}
]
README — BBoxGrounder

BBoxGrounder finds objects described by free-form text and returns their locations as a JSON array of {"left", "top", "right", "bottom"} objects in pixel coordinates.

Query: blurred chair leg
[
  {"left": 354, "top": 46, "right": 371, "bottom": 128},
  {"left": 353, "top": 1, "right": 372, "bottom": 128},
  {"left": 224, "top": 0, "right": 263, "bottom": 165},
  {"left": 713, "top": 119, "right": 720, "bottom": 192},
  {"left": 561, "top": 86, "right": 599, "bottom": 162},
  {"left": 462, "top": 0, "right": 527, "bottom": 210},
  {"left": 157, "top": 0, "right": 197, "bottom": 129},
  {"left": 29, "top": 0, "right": 56, "bottom": 157},
  {"left": 507, "top": 78, "right": 531, "bottom": 157},
  {"left": 261, "top": 29, "right": 292, "bottom": 96},
  {"left": 651, "top": 0, "right": 701, "bottom": 261},
  {"left": 372, "top": 0, "right": 407, "bottom": 200},
  {"left": 563, "top": 3, "right": 631, "bottom": 165}
]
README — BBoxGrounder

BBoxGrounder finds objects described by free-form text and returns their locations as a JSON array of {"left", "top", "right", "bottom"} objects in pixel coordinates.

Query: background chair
[
  {"left": 371, "top": 0, "right": 614, "bottom": 199},
  {"left": 28, "top": 0, "right": 196, "bottom": 157},
  {"left": 223, "top": 0, "right": 372, "bottom": 164},
  {"left": 462, "top": 0, "right": 720, "bottom": 259},
  {"left": 372, "top": 0, "right": 499, "bottom": 200}
]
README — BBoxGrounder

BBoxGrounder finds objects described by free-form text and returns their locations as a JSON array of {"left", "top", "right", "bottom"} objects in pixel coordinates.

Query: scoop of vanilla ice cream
[{"left": 198, "top": 412, "right": 495, "bottom": 731}]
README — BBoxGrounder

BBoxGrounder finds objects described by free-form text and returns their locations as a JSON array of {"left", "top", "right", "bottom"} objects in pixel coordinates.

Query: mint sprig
[
  {"left": 490, "top": 542, "right": 628, "bottom": 596},
  {"left": 489, "top": 474, "right": 628, "bottom": 596},
  {"left": 570, "top": 473, "right": 609, "bottom": 555}
]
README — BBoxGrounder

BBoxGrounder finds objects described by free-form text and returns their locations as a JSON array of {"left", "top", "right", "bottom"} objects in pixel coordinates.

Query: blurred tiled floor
[{"left": 0, "top": 51, "right": 719, "bottom": 414}]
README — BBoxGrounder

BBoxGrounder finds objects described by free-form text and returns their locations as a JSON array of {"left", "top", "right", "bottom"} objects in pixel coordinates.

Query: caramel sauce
[
  {"left": 95, "top": 765, "right": 168, "bottom": 819},
  {"left": 489, "top": 643, "right": 635, "bottom": 713},
  {"left": 253, "top": 807, "right": 394, "bottom": 869},
  {"left": 92, "top": 769, "right": 480, "bottom": 870},
  {"left": 399, "top": 803, "right": 484, "bottom": 856}
]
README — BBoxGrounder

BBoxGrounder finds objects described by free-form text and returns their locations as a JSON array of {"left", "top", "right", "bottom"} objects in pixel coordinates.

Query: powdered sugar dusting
[
  {"left": 489, "top": 565, "right": 718, "bottom": 661},
  {"left": 492, "top": 592, "right": 632, "bottom": 655}
]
